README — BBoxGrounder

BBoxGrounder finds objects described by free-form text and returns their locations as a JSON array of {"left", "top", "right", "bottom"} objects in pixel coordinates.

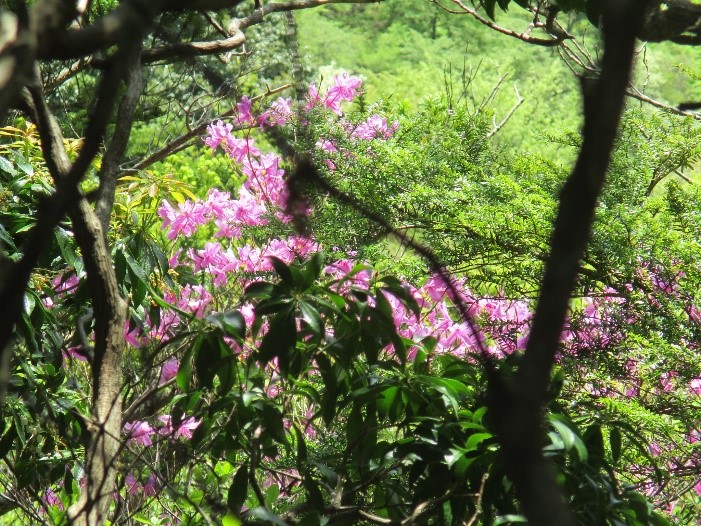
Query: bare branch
[
  {"left": 126, "top": 83, "right": 291, "bottom": 174},
  {"left": 486, "top": 86, "right": 524, "bottom": 139},
  {"left": 430, "top": 0, "right": 567, "bottom": 47}
]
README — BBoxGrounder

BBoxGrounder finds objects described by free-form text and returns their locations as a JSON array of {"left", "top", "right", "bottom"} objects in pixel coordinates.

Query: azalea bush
[{"left": 1, "top": 69, "right": 701, "bottom": 526}]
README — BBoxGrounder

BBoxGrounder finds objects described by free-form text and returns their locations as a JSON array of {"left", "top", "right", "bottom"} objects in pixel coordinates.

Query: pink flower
[
  {"left": 235, "top": 96, "right": 255, "bottom": 126},
  {"left": 351, "top": 114, "right": 399, "bottom": 140},
  {"left": 53, "top": 273, "right": 79, "bottom": 294},
  {"left": 124, "top": 420, "right": 156, "bottom": 446},
  {"left": 204, "top": 120, "right": 234, "bottom": 152},
  {"left": 260, "top": 97, "right": 293, "bottom": 127},
  {"left": 143, "top": 474, "right": 160, "bottom": 496},
  {"left": 324, "top": 73, "right": 363, "bottom": 114},
  {"left": 305, "top": 83, "right": 322, "bottom": 110},
  {"left": 124, "top": 322, "right": 147, "bottom": 348},
  {"left": 63, "top": 345, "right": 89, "bottom": 363},
  {"left": 45, "top": 272, "right": 80, "bottom": 308},
  {"left": 691, "top": 378, "right": 701, "bottom": 395},
  {"left": 315, "top": 137, "right": 338, "bottom": 153},
  {"left": 125, "top": 472, "right": 141, "bottom": 495},
  {"left": 158, "top": 199, "right": 209, "bottom": 240},
  {"left": 168, "top": 248, "right": 182, "bottom": 269},
  {"left": 158, "top": 415, "right": 201, "bottom": 439},
  {"left": 176, "top": 417, "right": 201, "bottom": 439},
  {"left": 660, "top": 371, "right": 678, "bottom": 393},
  {"left": 695, "top": 481, "right": 701, "bottom": 496},
  {"left": 649, "top": 442, "right": 662, "bottom": 457},
  {"left": 263, "top": 239, "right": 295, "bottom": 264},
  {"left": 42, "top": 488, "right": 63, "bottom": 511},
  {"left": 159, "top": 357, "right": 179, "bottom": 385},
  {"left": 306, "top": 74, "right": 363, "bottom": 115},
  {"left": 237, "top": 244, "right": 264, "bottom": 272}
]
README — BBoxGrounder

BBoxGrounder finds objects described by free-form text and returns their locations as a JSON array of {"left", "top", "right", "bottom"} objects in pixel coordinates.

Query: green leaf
[
  {"left": 295, "top": 426, "right": 308, "bottom": 463},
  {"left": 194, "top": 333, "right": 220, "bottom": 389},
  {"left": 317, "top": 356, "right": 337, "bottom": 425},
  {"left": 421, "top": 376, "right": 470, "bottom": 415},
  {"left": 483, "top": 0, "right": 497, "bottom": 20},
  {"left": 302, "top": 251, "right": 324, "bottom": 289},
  {"left": 227, "top": 463, "right": 249, "bottom": 514},
  {"left": 246, "top": 508, "right": 288, "bottom": 526},
  {"left": 583, "top": 424, "right": 604, "bottom": 467},
  {"left": 244, "top": 281, "right": 274, "bottom": 299},
  {"left": 269, "top": 256, "right": 294, "bottom": 286},
  {"left": 464, "top": 432, "right": 493, "bottom": 453},
  {"left": 649, "top": 511, "right": 672, "bottom": 526},
  {"left": 609, "top": 426, "right": 622, "bottom": 464},
  {"left": 492, "top": 515, "right": 528, "bottom": 526},
  {"left": 377, "top": 385, "right": 400, "bottom": 420},
  {"left": 255, "top": 298, "right": 294, "bottom": 316},
  {"left": 0, "top": 224, "right": 16, "bottom": 249},
  {"left": 303, "top": 475, "right": 325, "bottom": 512},
  {"left": 549, "top": 414, "right": 587, "bottom": 462},
  {"left": 262, "top": 404, "right": 288, "bottom": 445},
  {"left": 0, "top": 425, "right": 16, "bottom": 459},
  {"left": 176, "top": 345, "right": 194, "bottom": 391},
  {"left": 13, "top": 151, "right": 33, "bottom": 176},
  {"left": 206, "top": 310, "right": 246, "bottom": 340},
  {"left": 258, "top": 310, "right": 296, "bottom": 374},
  {"left": 299, "top": 301, "right": 323, "bottom": 335},
  {"left": 54, "top": 228, "right": 78, "bottom": 269},
  {"left": 222, "top": 515, "right": 242, "bottom": 526},
  {"left": 0, "top": 156, "right": 16, "bottom": 175},
  {"left": 265, "top": 483, "right": 280, "bottom": 509}
]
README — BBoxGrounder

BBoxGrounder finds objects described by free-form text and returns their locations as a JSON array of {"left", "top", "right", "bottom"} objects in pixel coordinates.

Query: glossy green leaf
[
  {"left": 227, "top": 463, "right": 249, "bottom": 514},
  {"left": 206, "top": 310, "right": 246, "bottom": 340}
]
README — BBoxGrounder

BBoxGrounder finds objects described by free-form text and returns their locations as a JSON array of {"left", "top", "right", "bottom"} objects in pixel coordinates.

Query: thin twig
[{"left": 486, "top": 86, "right": 524, "bottom": 138}]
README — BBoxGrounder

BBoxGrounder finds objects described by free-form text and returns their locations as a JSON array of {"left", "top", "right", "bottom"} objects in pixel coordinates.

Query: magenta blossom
[
  {"left": 351, "top": 114, "right": 399, "bottom": 140},
  {"left": 159, "top": 357, "right": 179, "bottom": 384},
  {"left": 124, "top": 420, "right": 156, "bottom": 446},
  {"left": 204, "top": 120, "right": 234, "bottom": 152},
  {"left": 690, "top": 378, "right": 701, "bottom": 395},
  {"left": 125, "top": 472, "right": 141, "bottom": 495},
  {"left": 260, "top": 97, "right": 293, "bottom": 127},
  {"left": 158, "top": 415, "right": 201, "bottom": 439},
  {"left": 235, "top": 95, "right": 255, "bottom": 126}
]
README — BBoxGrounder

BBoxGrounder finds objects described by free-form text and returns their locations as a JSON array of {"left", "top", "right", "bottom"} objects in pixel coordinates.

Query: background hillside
[{"left": 294, "top": 1, "right": 701, "bottom": 157}]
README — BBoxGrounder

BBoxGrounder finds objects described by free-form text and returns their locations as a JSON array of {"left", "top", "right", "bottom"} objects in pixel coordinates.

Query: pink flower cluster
[
  {"left": 351, "top": 114, "right": 399, "bottom": 140},
  {"left": 123, "top": 415, "right": 201, "bottom": 446},
  {"left": 43, "top": 271, "right": 80, "bottom": 308},
  {"left": 307, "top": 73, "right": 363, "bottom": 115},
  {"left": 125, "top": 471, "right": 160, "bottom": 497}
]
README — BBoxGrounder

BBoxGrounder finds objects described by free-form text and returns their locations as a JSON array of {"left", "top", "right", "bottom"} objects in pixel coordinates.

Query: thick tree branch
[
  {"left": 95, "top": 45, "right": 143, "bottom": 232},
  {"left": 37, "top": 0, "right": 165, "bottom": 59},
  {"left": 0, "top": 7, "right": 35, "bottom": 121},
  {"left": 169, "top": 0, "right": 381, "bottom": 11},
  {"left": 487, "top": 2, "right": 648, "bottom": 525},
  {"left": 140, "top": 30, "right": 245, "bottom": 63}
]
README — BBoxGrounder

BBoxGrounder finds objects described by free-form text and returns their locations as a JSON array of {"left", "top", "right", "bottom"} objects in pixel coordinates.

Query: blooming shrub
[{"left": 6, "top": 75, "right": 701, "bottom": 525}]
